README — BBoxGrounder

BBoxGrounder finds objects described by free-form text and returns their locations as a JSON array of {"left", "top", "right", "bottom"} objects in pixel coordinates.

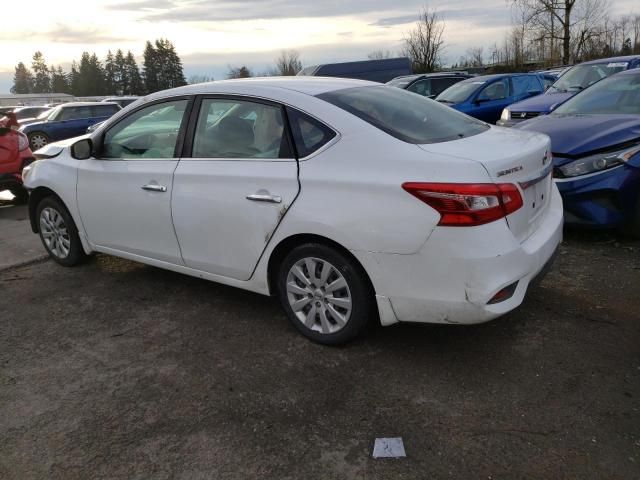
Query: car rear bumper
[
  {"left": 355, "top": 185, "right": 564, "bottom": 325},
  {"left": 555, "top": 164, "right": 640, "bottom": 228}
]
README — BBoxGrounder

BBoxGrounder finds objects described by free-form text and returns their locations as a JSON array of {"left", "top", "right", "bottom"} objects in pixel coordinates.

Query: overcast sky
[{"left": 0, "top": 0, "right": 637, "bottom": 93}]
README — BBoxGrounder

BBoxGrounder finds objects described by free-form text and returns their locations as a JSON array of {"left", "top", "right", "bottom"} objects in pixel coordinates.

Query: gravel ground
[{"left": 1, "top": 229, "right": 639, "bottom": 479}]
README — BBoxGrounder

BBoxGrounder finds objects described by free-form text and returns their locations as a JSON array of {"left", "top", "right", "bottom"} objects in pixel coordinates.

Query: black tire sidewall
[
  {"left": 36, "top": 196, "right": 85, "bottom": 266},
  {"left": 277, "top": 243, "right": 372, "bottom": 345}
]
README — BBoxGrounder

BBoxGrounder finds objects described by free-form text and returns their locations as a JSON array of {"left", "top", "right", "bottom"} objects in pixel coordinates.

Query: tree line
[
  {"left": 11, "top": 39, "right": 186, "bottom": 96},
  {"left": 378, "top": 1, "right": 639, "bottom": 73}
]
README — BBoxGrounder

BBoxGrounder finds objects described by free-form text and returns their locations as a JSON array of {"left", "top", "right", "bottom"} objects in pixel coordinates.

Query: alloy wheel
[
  {"left": 39, "top": 207, "right": 71, "bottom": 259},
  {"left": 285, "top": 257, "right": 352, "bottom": 334}
]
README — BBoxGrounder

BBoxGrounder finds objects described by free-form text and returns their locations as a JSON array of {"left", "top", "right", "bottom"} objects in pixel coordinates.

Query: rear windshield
[
  {"left": 317, "top": 85, "right": 489, "bottom": 144},
  {"left": 435, "top": 80, "right": 485, "bottom": 103}
]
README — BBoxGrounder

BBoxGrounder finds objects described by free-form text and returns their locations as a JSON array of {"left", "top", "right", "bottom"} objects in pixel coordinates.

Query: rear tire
[
  {"left": 277, "top": 243, "right": 372, "bottom": 345},
  {"left": 28, "top": 131, "right": 49, "bottom": 151},
  {"left": 36, "top": 196, "right": 86, "bottom": 267}
]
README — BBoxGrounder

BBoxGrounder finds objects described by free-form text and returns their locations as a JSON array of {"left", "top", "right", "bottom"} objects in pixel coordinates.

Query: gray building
[{"left": 0, "top": 93, "right": 74, "bottom": 107}]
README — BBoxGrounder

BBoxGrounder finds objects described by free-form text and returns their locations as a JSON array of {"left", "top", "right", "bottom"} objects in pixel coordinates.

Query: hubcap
[
  {"left": 31, "top": 134, "right": 48, "bottom": 150},
  {"left": 39, "top": 207, "right": 70, "bottom": 259},
  {"left": 286, "top": 257, "right": 352, "bottom": 334}
]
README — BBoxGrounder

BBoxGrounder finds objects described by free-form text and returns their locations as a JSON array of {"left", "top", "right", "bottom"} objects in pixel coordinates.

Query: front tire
[
  {"left": 277, "top": 243, "right": 372, "bottom": 345},
  {"left": 36, "top": 196, "right": 86, "bottom": 266},
  {"left": 28, "top": 131, "right": 49, "bottom": 151}
]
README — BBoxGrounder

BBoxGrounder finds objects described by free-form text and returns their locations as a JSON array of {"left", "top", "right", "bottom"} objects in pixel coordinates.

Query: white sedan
[{"left": 23, "top": 77, "right": 563, "bottom": 344}]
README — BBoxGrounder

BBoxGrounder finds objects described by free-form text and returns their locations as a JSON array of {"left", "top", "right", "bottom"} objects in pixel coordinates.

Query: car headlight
[
  {"left": 558, "top": 144, "right": 640, "bottom": 178},
  {"left": 500, "top": 108, "right": 510, "bottom": 121}
]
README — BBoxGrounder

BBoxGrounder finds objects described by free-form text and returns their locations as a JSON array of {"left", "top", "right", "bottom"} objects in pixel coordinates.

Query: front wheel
[
  {"left": 28, "top": 131, "right": 49, "bottom": 151},
  {"left": 277, "top": 243, "right": 373, "bottom": 345},
  {"left": 36, "top": 196, "right": 86, "bottom": 266}
]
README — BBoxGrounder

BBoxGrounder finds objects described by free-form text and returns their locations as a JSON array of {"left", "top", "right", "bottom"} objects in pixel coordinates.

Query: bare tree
[
  {"left": 275, "top": 50, "right": 302, "bottom": 76},
  {"left": 511, "top": 0, "right": 609, "bottom": 64},
  {"left": 227, "top": 66, "right": 252, "bottom": 79},
  {"left": 367, "top": 50, "right": 395, "bottom": 60},
  {"left": 188, "top": 74, "right": 214, "bottom": 84},
  {"left": 402, "top": 8, "right": 446, "bottom": 73}
]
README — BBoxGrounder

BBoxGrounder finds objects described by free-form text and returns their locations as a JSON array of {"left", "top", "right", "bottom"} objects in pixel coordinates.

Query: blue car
[
  {"left": 517, "top": 69, "right": 640, "bottom": 236},
  {"left": 20, "top": 102, "right": 121, "bottom": 151},
  {"left": 498, "top": 55, "right": 640, "bottom": 127},
  {"left": 434, "top": 73, "right": 550, "bottom": 124}
]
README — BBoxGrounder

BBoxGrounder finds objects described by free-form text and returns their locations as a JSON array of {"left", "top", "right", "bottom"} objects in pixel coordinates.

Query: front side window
[
  {"left": 102, "top": 99, "right": 188, "bottom": 159},
  {"left": 318, "top": 85, "right": 489, "bottom": 144},
  {"left": 286, "top": 107, "right": 336, "bottom": 158},
  {"left": 92, "top": 105, "right": 119, "bottom": 117},
  {"left": 60, "top": 106, "right": 91, "bottom": 121},
  {"left": 477, "top": 79, "right": 509, "bottom": 101},
  {"left": 192, "top": 98, "right": 290, "bottom": 159}
]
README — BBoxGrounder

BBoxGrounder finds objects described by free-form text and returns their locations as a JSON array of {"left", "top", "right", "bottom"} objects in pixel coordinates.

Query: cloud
[
  {"left": 369, "top": 15, "right": 418, "bottom": 27},
  {"left": 0, "top": 23, "right": 134, "bottom": 44}
]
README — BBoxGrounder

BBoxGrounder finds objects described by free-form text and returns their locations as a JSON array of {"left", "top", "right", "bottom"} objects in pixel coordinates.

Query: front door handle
[
  {"left": 141, "top": 184, "right": 167, "bottom": 192},
  {"left": 246, "top": 193, "right": 282, "bottom": 204}
]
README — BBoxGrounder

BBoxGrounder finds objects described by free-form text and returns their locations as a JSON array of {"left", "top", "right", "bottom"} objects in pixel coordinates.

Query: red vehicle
[{"left": 0, "top": 127, "right": 34, "bottom": 203}]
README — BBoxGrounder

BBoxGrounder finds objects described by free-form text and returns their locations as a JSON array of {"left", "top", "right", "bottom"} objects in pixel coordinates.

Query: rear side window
[
  {"left": 513, "top": 76, "right": 542, "bottom": 96},
  {"left": 59, "top": 106, "right": 92, "bottom": 120},
  {"left": 318, "top": 85, "right": 488, "bottom": 144},
  {"left": 286, "top": 107, "right": 336, "bottom": 158},
  {"left": 431, "top": 77, "right": 463, "bottom": 96},
  {"left": 406, "top": 79, "right": 431, "bottom": 96}
]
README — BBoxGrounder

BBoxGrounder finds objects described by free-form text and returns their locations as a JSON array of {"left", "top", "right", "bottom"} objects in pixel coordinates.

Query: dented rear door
[{"left": 171, "top": 96, "right": 299, "bottom": 281}]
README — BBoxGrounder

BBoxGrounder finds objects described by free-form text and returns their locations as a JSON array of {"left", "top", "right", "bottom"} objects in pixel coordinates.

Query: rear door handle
[
  {"left": 246, "top": 193, "right": 282, "bottom": 203},
  {"left": 141, "top": 184, "right": 167, "bottom": 192}
]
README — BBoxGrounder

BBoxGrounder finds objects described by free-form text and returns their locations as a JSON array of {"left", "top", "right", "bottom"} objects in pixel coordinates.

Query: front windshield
[
  {"left": 36, "top": 108, "right": 52, "bottom": 120},
  {"left": 318, "top": 85, "right": 489, "bottom": 144},
  {"left": 435, "top": 80, "right": 485, "bottom": 103},
  {"left": 548, "top": 62, "right": 628, "bottom": 93},
  {"left": 44, "top": 106, "right": 62, "bottom": 121},
  {"left": 387, "top": 78, "right": 413, "bottom": 88},
  {"left": 553, "top": 72, "right": 640, "bottom": 115}
]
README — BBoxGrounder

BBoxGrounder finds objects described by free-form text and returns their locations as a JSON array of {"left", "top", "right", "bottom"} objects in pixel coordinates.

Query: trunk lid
[{"left": 419, "top": 126, "right": 553, "bottom": 243}]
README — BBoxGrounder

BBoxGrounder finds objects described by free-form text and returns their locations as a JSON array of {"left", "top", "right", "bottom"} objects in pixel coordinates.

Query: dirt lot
[{"left": 1, "top": 229, "right": 639, "bottom": 479}]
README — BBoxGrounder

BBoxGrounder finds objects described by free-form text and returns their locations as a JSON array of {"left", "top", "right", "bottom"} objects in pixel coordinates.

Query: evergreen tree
[
  {"left": 104, "top": 50, "right": 117, "bottom": 95},
  {"left": 50, "top": 66, "right": 70, "bottom": 93},
  {"left": 32, "top": 51, "right": 51, "bottom": 93},
  {"left": 11, "top": 62, "right": 33, "bottom": 93},
  {"left": 143, "top": 41, "right": 159, "bottom": 94},
  {"left": 125, "top": 51, "right": 143, "bottom": 95},
  {"left": 89, "top": 53, "right": 105, "bottom": 95},
  {"left": 155, "top": 38, "right": 186, "bottom": 90},
  {"left": 114, "top": 49, "right": 127, "bottom": 95},
  {"left": 69, "top": 61, "right": 81, "bottom": 96}
]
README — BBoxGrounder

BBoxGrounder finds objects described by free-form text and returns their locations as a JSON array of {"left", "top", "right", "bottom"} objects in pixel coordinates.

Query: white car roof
[{"left": 146, "top": 76, "right": 378, "bottom": 102}]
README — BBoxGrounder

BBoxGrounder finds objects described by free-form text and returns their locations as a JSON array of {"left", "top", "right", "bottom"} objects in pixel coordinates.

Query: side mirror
[{"left": 70, "top": 138, "right": 93, "bottom": 160}]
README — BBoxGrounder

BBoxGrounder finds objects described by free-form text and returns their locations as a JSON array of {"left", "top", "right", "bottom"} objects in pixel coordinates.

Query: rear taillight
[
  {"left": 402, "top": 182, "right": 523, "bottom": 227},
  {"left": 17, "top": 132, "right": 29, "bottom": 151}
]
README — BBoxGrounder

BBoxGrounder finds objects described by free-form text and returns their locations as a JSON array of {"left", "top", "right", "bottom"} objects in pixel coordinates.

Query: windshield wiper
[{"left": 568, "top": 85, "right": 584, "bottom": 91}]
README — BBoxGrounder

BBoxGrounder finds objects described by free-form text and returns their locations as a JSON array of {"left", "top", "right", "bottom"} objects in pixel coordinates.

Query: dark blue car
[
  {"left": 20, "top": 102, "right": 120, "bottom": 151},
  {"left": 434, "top": 73, "right": 550, "bottom": 124},
  {"left": 498, "top": 55, "right": 640, "bottom": 127},
  {"left": 517, "top": 69, "right": 640, "bottom": 236}
]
